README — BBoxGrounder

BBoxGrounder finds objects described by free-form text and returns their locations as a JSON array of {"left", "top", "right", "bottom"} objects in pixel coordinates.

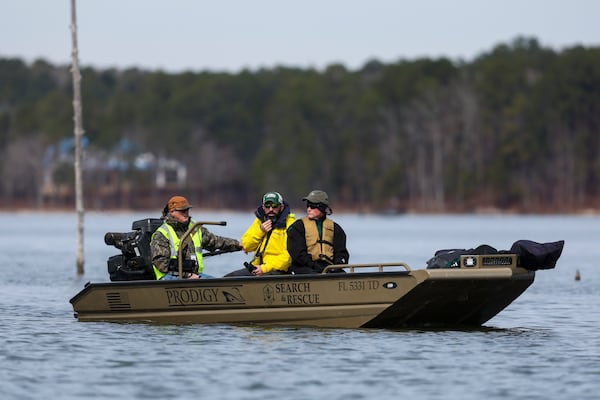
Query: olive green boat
[{"left": 69, "top": 219, "right": 562, "bottom": 329}]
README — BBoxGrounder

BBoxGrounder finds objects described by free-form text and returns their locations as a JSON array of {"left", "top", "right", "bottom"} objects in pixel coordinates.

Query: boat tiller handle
[{"left": 178, "top": 221, "right": 227, "bottom": 278}]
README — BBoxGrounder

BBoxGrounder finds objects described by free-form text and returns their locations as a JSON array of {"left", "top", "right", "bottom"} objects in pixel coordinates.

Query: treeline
[{"left": 1, "top": 37, "right": 599, "bottom": 212}]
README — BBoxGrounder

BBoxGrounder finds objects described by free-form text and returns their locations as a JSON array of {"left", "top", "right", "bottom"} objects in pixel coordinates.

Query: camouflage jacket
[{"left": 150, "top": 217, "right": 241, "bottom": 273}]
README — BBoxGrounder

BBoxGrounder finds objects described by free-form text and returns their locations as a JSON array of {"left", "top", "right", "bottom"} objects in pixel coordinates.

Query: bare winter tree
[
  {"left": 402, "top": 85, "right": 466, "bottom": 212},
  {"left": 454, "top": 78, "right": 485, "bottom": 206},
  {"left": 403, "top": 93, "right": 447, "bottom": 212},
  {"left": 1, "top": 137, "right": 46, "bottom": 205}
]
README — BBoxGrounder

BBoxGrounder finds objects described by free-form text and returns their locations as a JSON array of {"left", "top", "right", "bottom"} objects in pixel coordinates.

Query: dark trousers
[
  {"left": 224, "top": 268, "right": 288, "bottom": 277},
  {"left": 291, "top": 266, "right": 346, "bottom": 274}
]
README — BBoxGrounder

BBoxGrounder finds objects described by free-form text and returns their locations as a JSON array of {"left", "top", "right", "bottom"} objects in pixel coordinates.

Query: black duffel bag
[{"left": 510, "top": 240, "right": 564, "bottom": 271}]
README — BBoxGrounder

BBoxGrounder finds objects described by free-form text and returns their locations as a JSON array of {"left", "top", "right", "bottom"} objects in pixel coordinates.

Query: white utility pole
[{"left": 70, "top": 0, "right": 85, "bottom": 275}]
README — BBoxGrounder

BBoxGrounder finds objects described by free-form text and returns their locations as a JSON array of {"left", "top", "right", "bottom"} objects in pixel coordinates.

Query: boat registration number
[{"left": 338, "top": 280, "right": 380, "bottom": 291}]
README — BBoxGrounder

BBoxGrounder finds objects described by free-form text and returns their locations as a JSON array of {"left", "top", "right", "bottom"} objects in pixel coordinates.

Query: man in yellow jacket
[{"left": 225, "top": 191, "right": 295, "bottom": 276}]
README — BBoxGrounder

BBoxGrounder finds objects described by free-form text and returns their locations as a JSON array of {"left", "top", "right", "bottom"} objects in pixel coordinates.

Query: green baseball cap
[{"left": 262, "top": 191, "right": 283, "bottom": 205}]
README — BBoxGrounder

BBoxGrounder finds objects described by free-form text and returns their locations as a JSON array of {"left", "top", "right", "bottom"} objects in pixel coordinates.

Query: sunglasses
[
  {"left": 263, "top": 202, "right": 281, "bottom": 209},
  {"left": 307, "top": 202, "right": 322, "bottom": 209}
]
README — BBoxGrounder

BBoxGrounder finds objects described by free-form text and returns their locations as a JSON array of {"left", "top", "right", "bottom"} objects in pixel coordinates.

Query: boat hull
[{"left": 70, "top": 266, "right": 535, "bottom": 329}]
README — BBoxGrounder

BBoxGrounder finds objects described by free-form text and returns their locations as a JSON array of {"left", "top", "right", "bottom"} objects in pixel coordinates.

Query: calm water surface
[{"left": 1, "top": 211, "right": 598, "bottom": 399}]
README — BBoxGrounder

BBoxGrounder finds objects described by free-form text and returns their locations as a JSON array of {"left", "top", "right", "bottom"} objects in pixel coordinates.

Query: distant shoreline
[{"left": 5, "top": 206, "right": 600, "bottom": 216}]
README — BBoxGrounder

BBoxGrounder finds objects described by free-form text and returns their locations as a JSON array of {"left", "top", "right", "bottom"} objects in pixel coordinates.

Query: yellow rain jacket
[{"left": 242, "top": 212, "right": 295, "bottom": 273}]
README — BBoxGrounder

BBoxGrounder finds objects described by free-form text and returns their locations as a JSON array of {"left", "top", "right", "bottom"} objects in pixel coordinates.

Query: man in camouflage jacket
[{"left": 150, "top": 195, "right": 242, "bottom": 279}]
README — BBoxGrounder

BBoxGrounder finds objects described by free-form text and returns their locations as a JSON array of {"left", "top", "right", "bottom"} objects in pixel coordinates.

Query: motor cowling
[{"left": 105, "top": 218, "right": 163, "bottom": 281}]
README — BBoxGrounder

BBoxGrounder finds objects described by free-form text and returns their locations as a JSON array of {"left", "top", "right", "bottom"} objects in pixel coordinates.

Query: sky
[{"left": 1, "top": 0, "right": 599, "bottom": 73}]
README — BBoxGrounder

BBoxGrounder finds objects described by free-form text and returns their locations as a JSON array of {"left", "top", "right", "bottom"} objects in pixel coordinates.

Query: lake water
[{"left": 1, "top": 211, "right": 598, "bottom": 399}]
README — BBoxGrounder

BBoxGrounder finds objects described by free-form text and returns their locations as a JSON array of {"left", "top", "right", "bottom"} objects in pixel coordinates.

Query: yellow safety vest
[{"left": 152, "top": 221, "right": 203, "bottom": 279}]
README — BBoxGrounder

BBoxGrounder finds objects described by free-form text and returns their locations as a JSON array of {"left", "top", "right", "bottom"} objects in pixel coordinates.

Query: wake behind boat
[{"left": 69, "top": 218, "right": 563, "bottom": 329}]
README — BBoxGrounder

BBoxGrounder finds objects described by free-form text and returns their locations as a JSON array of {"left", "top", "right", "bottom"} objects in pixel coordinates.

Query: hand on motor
[{"left": 253, "top": 264, "right": 264, "bottom": 276}]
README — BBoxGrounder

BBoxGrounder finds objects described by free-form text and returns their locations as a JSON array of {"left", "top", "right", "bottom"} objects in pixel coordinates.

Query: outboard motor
[{"left": 105, "top": 218, "right": 163, "bottom": 281}]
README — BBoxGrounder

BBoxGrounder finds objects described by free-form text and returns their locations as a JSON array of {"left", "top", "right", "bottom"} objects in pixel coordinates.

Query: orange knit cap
[{"left": 167, "top": 196, "right": 192, "bottom": 212}]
